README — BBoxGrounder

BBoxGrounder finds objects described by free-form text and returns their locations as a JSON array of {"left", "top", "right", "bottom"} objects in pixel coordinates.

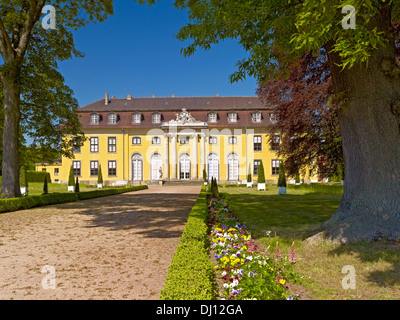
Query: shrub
[
  {"left": 19, "top": 166, "right": 28, "bottom": 188},
  {"left": 278, "top": 161, "right": 287, "bottom": 188},
  {"left": 203, "top": 168, "right": 207, "bottom": 183},
  {"left": 295, "top": 171, "right": 300, "bottom": 184},
  {"left": 159, "top": 187, "right": 216, "bottom": 300},
  {"left": 257, "top": 160, "right": 266, "bottom": 184},
  {"left": 247, "top": 164, "right": 252, "bottom": 183},
  {"left": 97, "top": 165, "right": 103, "bottom": 184},
  {"left": 43, "top": 176, "right": 49, "bottom": 195},
  {"left": 26, "top": 171, "right": 51, "bottom": 183},
  {"left": 0, "top": 185, "right": 149, "bottom": 214},
  {"left": 211, "top": 177, "right": 219, "bottom": 198},
  {"left": 75, "top": 177, "right": 80, "bottom": 193},
  {"left": 68, "top": 165, "right": 75, "bottom": 187}
]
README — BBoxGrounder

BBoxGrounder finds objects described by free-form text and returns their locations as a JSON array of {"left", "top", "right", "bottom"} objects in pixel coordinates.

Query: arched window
[
  {"left": 227, "top": 153, "right": 239, "bottom": 181},
  {"left": 132, "top": 153, "right": 143, "bottom": 181}
]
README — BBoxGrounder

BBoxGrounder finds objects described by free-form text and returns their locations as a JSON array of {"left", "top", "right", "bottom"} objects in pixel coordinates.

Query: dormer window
[
  {"left": 208, "top": 112, "right": 218, "bottom": 123},
  {"left": 269, "top": 112, "right": 278, "bottom": 124},
  {"left": 227, "top": 112, "right": 238, "bottom": 123},
  {"left": 252, "top": 111, "right": 262, "bottom": 123},
  {"left": 108, "top": 113, "right": 117, "bottom": 125},
  {"left": 90, "top": 113, "right": 99, "bottom": 125},
  {"left": 132, "top": 112, "right": 141, "bottom": 124},
  {"left": 152, "top": 113, "right": 161, "bottom": 124}
]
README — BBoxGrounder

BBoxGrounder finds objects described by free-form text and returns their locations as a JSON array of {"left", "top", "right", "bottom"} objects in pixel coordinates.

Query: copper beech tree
[{"left": 256, "top": 51, "right": 343, "bottom": 181}]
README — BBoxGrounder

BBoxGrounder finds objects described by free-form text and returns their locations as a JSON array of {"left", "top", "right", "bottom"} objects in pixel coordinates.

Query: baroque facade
[{"left": 36, "top": 94, "right": 315, "bottom": 185}]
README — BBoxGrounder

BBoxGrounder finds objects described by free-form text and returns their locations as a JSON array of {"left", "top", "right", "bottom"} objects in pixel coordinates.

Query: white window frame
[
  {"left": 152, "top": 113, "right": 161, "bottom": 124},
  {"left": 132, "top": 137, "right": 142, "bottom": 145},
  {"left": 228, "top": 136, "right": 238, "bottom": 145},
  {"left": 208, "top": 112, "right": 217, "bottom": 123},
  {"left": 90, "top": 113, "right": 99, "bottom": 125},
  {"left": 132, "top": 113, "right": 141, "bottom": 124},
  {"left": 108, "top": 113, "right": 117, "bottom": 125},
  {"left": 152, "top": 136, "right": 161, "bottom": 145},
  {"left": 228, "top": 112, "right": 238, "bottom": 123},
  {"left": 252, "top": 112, "right": 262, "bottom": 123}
]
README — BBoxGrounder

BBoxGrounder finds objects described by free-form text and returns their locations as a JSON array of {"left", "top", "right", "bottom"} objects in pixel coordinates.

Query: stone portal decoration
[{"left": 171, "top": 108, "right": 197, "bottom": 125}]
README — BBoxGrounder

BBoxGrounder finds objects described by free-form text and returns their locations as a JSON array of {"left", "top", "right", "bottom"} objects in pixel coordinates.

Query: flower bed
[{"left": 209, "top": 196, "right": 298, "bottom": 300}]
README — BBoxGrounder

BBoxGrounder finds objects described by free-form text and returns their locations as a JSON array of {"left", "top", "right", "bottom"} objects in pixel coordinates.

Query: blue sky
[{"left": 58, "top": 0, "right": 258, "bottom": 108}]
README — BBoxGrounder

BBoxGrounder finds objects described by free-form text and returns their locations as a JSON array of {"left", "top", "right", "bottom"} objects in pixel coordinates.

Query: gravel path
[{"left": 0, "top": 185, "right": 201, "bottom": 300}]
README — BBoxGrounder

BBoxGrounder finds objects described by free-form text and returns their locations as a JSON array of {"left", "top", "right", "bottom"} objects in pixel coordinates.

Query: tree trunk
[
  {"left": 312, "top": 23, "right": 400, "bottom": 243},
  {"left": 1, "top": 73, "right": 22, "bottom": 198}
]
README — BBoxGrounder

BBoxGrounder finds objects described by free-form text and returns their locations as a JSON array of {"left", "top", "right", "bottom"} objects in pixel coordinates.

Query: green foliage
[
  {"left": 278, "top": 162, "right": 287, "bottom": 188},
  {"left": 160, "top": 187, "right": 216, "bottom": 300},
  {"left": 26, "top": 171, "right": 51, "bottom": 183},
  {"left": 203, "top": 168, "right": 207, "bottom": 182},
  {"left": 68, "top": 166, "right": 75, "bottom": 186},
  {"left": 211, "top": 177, "right": 219, "bottom": 198},
  {"left": 97, "top": 165, "right": 103, "bottom": 184},
  {"left": 247, "top": 164, "right": 252, "bottom": 182},
  {"left": 75, "top": 177, "right": 80, "bottom": 193},
  {"left": 19, "top": 166, "right": 27, "bottom": 188},
  {"left": 42, "top": 176, "right": 48, "bottom": 195},
  {"left": 295, "top": 171, "right": 300, "bottom": 184},
  {"left": 257, "top": 161, "right": 266, "bottom": 184}
]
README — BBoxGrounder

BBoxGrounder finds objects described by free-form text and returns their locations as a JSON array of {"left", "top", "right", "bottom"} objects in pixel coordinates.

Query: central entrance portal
[{"left": 179, "top": 153, "right": 191, "bottom": 180}]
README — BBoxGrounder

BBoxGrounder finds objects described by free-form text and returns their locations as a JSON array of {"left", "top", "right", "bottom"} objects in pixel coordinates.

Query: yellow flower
[{"left": 279, "top": 279, "right": 286, "bottom": 285}]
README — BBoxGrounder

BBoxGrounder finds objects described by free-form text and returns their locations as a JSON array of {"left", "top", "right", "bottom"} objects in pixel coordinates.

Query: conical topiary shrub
[
  {"left": 211, "top": 177, "right": 219, "bottom": 199},
  {"left": 68, "top": 165, "right": 75, "bottom": 192},
  {"left": 19, "top": 166, "right": 28, "bottom": 196},
  {"left": 97, "top": 164, "right": 103, "bottom": 188},
  {"left": 43, "top": 175, "right": 49, "bottom": 195},
  {"left": 295, "top": 170, "right": 300, "bottom": 187},
  {"left": 75, "top": 176, "right": 80, "bottom": 193},
  {"left": 257, "top": 160, "right": 266, "bottom": 190},
  {"left": 203, "top": 168, "right": 208, "bottom": 184},
  {"left": 278, "top": 161, "right": 287, "bottom": 195}
]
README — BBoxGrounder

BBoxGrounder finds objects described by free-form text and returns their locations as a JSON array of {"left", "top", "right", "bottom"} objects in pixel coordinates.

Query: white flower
[
  {"left": 222, "top": 271, "right": 227, "bottom": 277},
  {"left": 223, "top": 283, "right": 229, "bottom": 288}
]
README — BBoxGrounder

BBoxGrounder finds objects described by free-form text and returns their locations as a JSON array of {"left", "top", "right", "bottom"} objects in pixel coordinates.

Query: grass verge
[{"left": 220, "top": 185, "right": 400, "bottom": 300}]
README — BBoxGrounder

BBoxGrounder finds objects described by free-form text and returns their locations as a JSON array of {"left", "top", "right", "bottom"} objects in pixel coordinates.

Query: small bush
[
  {"left": 278, "top": 162, "right": 287, "bottom": 188},
  {"left": 43, "top": 176, "right": 49, "bottom": 195},
  {"left": 75, "top": 177, "right": 80, "bottom": 193},
  {"left": 68, "top": 166, "right": 75, "bottom": 187},
  {"left": 19, "top": 166, "right": 28, "bottom": 188},
  {"left": 97, "top": 165, "right": 104, "bottom": 184},
  {"left": 257, "top": 161, "right": 266, "bottom": 184}
]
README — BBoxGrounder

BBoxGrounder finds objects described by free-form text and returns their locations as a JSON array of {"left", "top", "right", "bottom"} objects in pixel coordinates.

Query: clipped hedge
[
  {"left": 27, "top": 171, "right": 51, "bottom": 183},
  {"left": 0, "top": 185, "right": 148, "bottom": 214},
  {"left": 159, "top": 186, "right": 217, "bottom": 300}
]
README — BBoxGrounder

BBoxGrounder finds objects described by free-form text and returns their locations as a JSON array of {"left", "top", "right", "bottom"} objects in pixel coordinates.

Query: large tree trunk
[
  {"left": 1, "top": 73, "right": 22, "bottom": 198},
  {"left": 312, "top": 13, "right": 400, "bottom": 243}
]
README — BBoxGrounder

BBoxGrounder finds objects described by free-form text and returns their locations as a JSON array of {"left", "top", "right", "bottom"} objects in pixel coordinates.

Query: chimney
[
  {"left": 127, "top": 94, "right": 132, "bottom": 100},
  {"left": 112, "top": 96, "right": 115, "bottom": 99},
  {"left": 216, "top": 93, "right": 220, "bottom": 97},
  {"left": 152, "top": 94, "right": 156, "bottom": 98},
  {"left": 172, "top": 94, "right": 175, "bottom": 98},
  {"left": 105, "top": 93, "right": 109, "bottom": 105}
]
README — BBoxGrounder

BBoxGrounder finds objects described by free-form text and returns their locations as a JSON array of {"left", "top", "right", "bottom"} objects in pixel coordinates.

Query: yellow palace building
[{"left": 36, "top": 94, "right": 315, "bottom": 185}]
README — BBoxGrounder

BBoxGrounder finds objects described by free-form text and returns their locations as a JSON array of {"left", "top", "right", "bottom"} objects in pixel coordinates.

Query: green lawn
[
  {"left": 0, "top": 180, "right": 98, "bottom": 196},
  {"left": 219, "top": 184, "right": 400, "bottom": 300}
]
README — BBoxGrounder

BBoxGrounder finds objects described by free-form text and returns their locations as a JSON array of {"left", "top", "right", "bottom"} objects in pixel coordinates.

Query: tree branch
[
  {"left": 15, "top": 0, "right": 46, "bottom": 60},
  {"left": 0, "top": 16, "right": 14, "bottom": 61}
]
